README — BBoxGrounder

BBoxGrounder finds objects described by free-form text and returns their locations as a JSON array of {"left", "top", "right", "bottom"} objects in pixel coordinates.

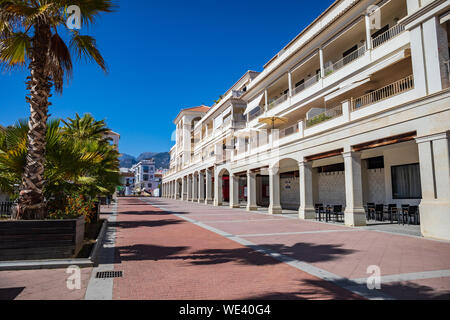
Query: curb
[{"left": 0, "top": 220, "right": 108, "bottom": 271}]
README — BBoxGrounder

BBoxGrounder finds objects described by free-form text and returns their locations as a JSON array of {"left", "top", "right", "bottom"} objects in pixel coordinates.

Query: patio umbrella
[{"left": 258, "top": 116, "right": 289, "bottom": 130}]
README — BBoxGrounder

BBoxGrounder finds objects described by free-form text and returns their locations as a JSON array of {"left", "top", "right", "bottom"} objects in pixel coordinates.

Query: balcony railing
[
  {"left": 248, "top": 107, "right": 262, "bottom": 122},
  {"left": 324, "top": 45, "right": 366, "bottom": 77},
  {"left": 267, "top": 92, "right": 288, "bottom": 110},
  {"left": 293, "top": 73, "right": 321, "bottom": 96},
  {"left": 372, "top": 24, "right": 405, "bottom": 48},
  {"left": 306, "top": 104, "right": 343, "bottom": 128},
  {"left": 279, "top": 123, "right": 299, "bottom": 138},
  {"left": 352, "top": 75, "right": 414, "bottom": 110}
]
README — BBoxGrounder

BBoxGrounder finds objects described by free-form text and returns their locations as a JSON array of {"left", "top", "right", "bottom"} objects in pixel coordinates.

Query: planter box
[{"left": 0, "top": 216, "right": 85, "bottom": 261}]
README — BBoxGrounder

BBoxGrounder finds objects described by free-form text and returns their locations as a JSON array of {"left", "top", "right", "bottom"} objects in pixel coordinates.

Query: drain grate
[{"left": 95, "top": 271, "right": 123, "bottom": 279}]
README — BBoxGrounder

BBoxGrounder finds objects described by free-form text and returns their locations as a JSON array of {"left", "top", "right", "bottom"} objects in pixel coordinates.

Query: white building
[
  {"left": 119, "top": 168, "right": 135, "bottom": 196},
  {"left": 131, "top": 159, "right": 159, "bottom": 196},
  {"left": 162, "top": 0, "right": 450, "bottom": 241}
]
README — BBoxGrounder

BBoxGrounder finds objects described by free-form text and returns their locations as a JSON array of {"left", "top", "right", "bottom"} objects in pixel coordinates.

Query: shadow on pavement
[
  {"left": 243, "top": 279, "right": 362, "bottom": 300},
  {"left": 115, "top": 244, "right": 189, "bottom": 263},
  {"left": 380, "top": 281, "right": 450, "bottom": 300},
  {"left": 111, "top": 219, "right": 184, "bottom": 230},
  {"left": 0, "top": 287, "right": 25, "bottom": 300}
]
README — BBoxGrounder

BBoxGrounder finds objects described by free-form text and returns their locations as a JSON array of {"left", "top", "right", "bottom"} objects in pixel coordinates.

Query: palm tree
[
  {"left": 61, "top": 113, "right": 110, "bottom": 142},
  {"left": 0, "top": 118, "right": 120, "bottom": 218},
  {"left": 0, "top": 0, "right": 115, "bottom": 219}
]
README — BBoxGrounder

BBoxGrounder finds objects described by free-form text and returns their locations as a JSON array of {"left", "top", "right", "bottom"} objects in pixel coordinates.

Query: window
[
  {"left": 143, "top": 166, "right": 149, "bottom": 173},
  {"left": 367, "top": 156, "right": 384, "bottom": 169},
  {"left": 318, "top": 163, "right": 344, "bottom": 173},
  {"left": 391, "top": 163, "right": 422, "bottom": 199},
  {"left": 143, "top": 174, "right": 149, "bottom": 181}
]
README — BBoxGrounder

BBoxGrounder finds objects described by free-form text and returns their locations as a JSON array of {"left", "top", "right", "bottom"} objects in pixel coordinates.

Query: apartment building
[
  {"left": 162, "top": 0, "right": 450, "bottom": 241},
  {"left": 131, "top": 159, "right": 159, "bottom": 195}
]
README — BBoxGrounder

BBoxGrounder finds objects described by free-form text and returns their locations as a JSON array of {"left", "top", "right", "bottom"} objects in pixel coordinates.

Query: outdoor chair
[
  {"left": 315, "top": 204, "right": 323, "bottom": 221},
  {"left": 407, "top": 206, "right": 420, "bottom": 225},
  {"left": 374, "top": 204, "right": 384, "bottom": 221},
  {"left": 366, "top": 203, "right": 375, "bottom": 220},
  {"left": 398, "top": 204, "right": 410, "bottom": 225},
  {"left": 331, "top": 205, "right": 344, "bottom": 223},
  {"left": 383, "top": 204, "right": 398, "bottom": 223}
]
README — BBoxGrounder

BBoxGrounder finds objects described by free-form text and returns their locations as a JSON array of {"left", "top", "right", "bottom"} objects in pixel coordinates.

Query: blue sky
[{"left": 0, "top": 0, "right": 333, "bottom": 156}]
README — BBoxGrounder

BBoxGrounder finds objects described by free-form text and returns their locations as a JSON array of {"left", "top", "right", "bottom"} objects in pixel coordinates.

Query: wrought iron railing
[
  {"left": 324, "top": 45, "right": 366, "bottom": 77},
  {"left": 372, "top": 24, "right": 405, "bottom": 48},
  {"left": 306, "top": 104, "right": 343, "bottom": 128},
  {"left": 352, "top": 75, "right": 414, "bottom": 110},
  {"left": 0, "top": 201, "right": 13, "bottom": 218}
]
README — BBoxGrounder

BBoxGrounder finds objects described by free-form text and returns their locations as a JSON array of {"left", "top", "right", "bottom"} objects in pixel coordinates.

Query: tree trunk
[{"left": 18, "top": 23, "right": 52, "bottom": 220}]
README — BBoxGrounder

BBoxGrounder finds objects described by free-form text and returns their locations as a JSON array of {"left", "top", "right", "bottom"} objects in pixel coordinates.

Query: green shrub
[
  {"left": 307, "top": 113, "right": 332, "bottom": 127},
  {"left": 49, "top": 194, "right": 95, "bottom": 223}
]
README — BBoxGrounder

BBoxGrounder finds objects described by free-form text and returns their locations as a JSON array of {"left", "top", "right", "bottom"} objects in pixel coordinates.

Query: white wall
[
  {"left": 317, "top": 171, "right": 346, "bottom": 206},
  {"left": 280, "top": 176, "right": 300, "bottom": 209}
]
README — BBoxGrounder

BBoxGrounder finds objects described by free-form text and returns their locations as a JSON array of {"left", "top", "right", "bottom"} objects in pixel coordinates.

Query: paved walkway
[
  {"left": 2, "top": 197, "right": 449, "bottom": 300},
  {"left": 96, "top": 197, "right": 450, "bottom": 300}
]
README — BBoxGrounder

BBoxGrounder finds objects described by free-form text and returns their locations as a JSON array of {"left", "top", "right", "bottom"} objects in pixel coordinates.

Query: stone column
[
  {"left": 181, "top": 177, "right": 186, "bottom": 200},
  {"left": 246, "top": 170, "right": 258, "bottom": 211},
  {"left": 192, "top": 174, "right": 198, "bottom": 202},
  {"left": 268, "top": 167, "right": 282, "bottom": 214},
  {"left": 343, "top": 151, "right": 366, "bottom": 226},
  {"left": 187, "top": 175, "right": 193, "bottom": 201},
  {"left": 422, "top": 16, "right": 449, "bottom": 93},
  {"left": 198, "top": 171, "right": 205, "bottom": 203},
  {"left": 416, "top": 132, "right": 450, "bottom": 241},
  {"left": 230, "top": 173, "right": 240, "bottom": 208},
  {"left": 298, "top": 160, "right": 315, "bottom": 219},
  {"left": 213, "top": 172, "right": 222, "bottom": 206},
  {"left": 205, "top": 169, "right": 213, "bottom": 204},
  {"left": 319, "top": 47, "right": 325, "bottom": 78},
  {"left": 364, "top": 13, "right": 373, "bottom": 51}
]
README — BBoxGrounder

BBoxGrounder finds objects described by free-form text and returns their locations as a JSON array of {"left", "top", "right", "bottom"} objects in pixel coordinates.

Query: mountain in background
[{"left": 119, "top": 152, "right": 170, "bottom": 169}]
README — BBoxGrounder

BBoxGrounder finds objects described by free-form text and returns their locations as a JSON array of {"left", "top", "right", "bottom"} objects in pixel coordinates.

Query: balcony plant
[{"left": 307, "top": 113, "right": 332, "bottom": 127}]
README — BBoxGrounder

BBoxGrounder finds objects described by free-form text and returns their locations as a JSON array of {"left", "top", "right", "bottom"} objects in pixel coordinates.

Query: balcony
[
  {"left": 267, "top": 92, "right": 288, "bottom": 110},
  {"left": 279, "top": 123, "right": 299, "bottom": 138},
  {"left": 324, "top": 45, "right": 366, "bottom": 77},
  {"left": 293, "top": 73, "right": 321, "bottom": 96},
  {"left": 305, "top": 104, "right": 343, "bottom": 128},
  {"left": 248, "top": 107, "right": 263, "bottom": 122},
  {"left": 352, "top": 75, "right": 414, "bottom": 110},
  {"left": 372, "top": 24, "right": 405, "bottom": 48}
]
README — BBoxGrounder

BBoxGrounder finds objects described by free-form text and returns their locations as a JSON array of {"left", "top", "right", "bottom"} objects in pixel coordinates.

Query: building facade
[
  {"left": 131, "top": 159, "right": 159, "bottom": 195},
  {"left": 162, "top": 0, "right": 450, "bottom": 241}
]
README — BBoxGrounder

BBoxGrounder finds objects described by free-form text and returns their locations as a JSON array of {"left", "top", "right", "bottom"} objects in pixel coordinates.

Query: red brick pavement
[
  {"left": 112, "top": 197, "right": 362, "bottom": 300},
  {"left": 0, "top": 268, "right": 92, "bottom": 300}
]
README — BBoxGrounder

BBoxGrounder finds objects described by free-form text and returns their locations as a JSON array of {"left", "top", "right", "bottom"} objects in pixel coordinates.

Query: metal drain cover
[{"left": 96, "top": 271, "right": 123, "bottom": 279}]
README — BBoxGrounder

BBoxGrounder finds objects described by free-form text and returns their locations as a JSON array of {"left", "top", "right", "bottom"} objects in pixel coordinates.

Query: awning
[{"left": 244, "top": 92, "right": 265, "bottom": 115}]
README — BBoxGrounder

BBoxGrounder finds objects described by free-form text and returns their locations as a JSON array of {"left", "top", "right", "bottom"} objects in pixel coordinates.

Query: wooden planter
[{"left": 0, "top": 216, "right": 85, "bottom": 261}]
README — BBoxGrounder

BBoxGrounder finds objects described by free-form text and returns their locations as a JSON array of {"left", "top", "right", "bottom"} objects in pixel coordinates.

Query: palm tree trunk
[{"left": 18, "top": 23, "right": 52, "bottom": 220}]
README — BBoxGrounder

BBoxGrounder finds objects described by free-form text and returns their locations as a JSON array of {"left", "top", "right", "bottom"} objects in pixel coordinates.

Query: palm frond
[
  {"left": 69, "top": 31, "right": 107, "bottom": 72},
  {"left": 0, "top": 31, "right": 30, "bottom": 69}
]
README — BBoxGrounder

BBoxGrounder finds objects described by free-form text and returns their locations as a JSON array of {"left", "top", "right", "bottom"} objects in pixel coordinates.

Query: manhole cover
[{"left": 96, "top": 271, "right": 123, "bottom": 279}]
